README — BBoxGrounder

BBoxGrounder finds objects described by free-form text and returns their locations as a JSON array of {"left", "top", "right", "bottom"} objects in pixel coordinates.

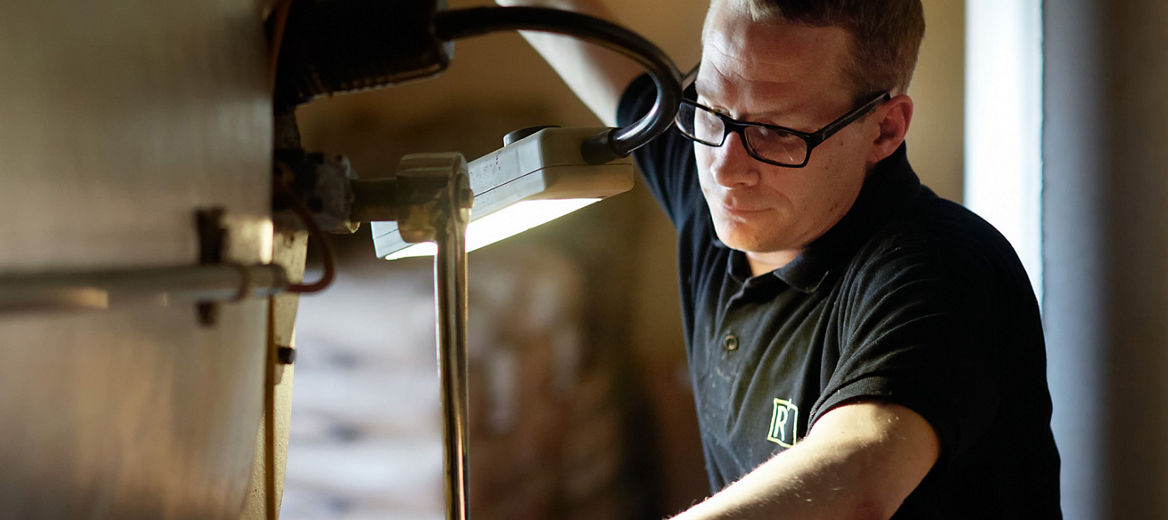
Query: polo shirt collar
[{"left": 723, "top": 143, "right": 921, "bottom": 293}]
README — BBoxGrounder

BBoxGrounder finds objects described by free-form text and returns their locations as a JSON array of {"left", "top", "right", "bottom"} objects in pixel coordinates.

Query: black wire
[{"left": 432, "top": 6, "right": 682, "bottom": 163}]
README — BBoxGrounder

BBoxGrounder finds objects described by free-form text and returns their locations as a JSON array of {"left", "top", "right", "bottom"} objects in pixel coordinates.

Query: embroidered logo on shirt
[{"left": 766, "top": 398, "right": 799, "bottom": 448}]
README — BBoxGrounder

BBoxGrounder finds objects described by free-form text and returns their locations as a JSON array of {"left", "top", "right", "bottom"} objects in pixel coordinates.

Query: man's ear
[{"left": 868, "top": 94, "right": 913, "bottom": 164}]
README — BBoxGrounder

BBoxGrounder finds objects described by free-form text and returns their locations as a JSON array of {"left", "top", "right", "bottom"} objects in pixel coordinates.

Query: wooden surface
[
  {"left": 241, "top": 231, "right": 308, "bottom": 520},
  {"left": 0, "top": 1, "right": 273, "bottom": 518}
]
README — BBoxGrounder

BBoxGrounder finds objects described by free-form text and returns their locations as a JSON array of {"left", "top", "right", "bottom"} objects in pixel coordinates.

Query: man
[{"left": 499, "top": 0, "right": 1061, "bottom": 518}]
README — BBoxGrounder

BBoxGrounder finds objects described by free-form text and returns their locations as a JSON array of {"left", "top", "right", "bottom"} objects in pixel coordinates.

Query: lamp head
[{"left": 371, "top": 127, "right": 634, "bottom": 260}]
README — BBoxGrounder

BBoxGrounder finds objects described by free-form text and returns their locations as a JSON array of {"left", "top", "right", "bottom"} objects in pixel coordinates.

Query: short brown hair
[{"left": 714, "top": 0, "right": 925, "bottom": 97}]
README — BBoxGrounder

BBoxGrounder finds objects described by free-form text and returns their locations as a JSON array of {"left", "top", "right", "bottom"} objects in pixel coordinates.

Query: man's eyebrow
[
  {"left": 692, "top": 80, "right": 734, "bottom": 108},
  {"left": 694, "top": 97, "right": 797, "bottom": 127},
  {"left": 692, "top": 79, "right": 806, "bottom": 128}
]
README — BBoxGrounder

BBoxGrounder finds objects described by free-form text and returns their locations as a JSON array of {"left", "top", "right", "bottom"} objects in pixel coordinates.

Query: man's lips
[
  {"left": 709, "top": 190, "right": 776, "bottom": 217},
  {"left": 718, "top": 202, "right": 770, "bottom": 215}
]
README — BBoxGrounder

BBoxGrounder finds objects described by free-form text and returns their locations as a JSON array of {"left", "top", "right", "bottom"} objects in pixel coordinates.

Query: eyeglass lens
[{"left": 676, "top": 103, "right": 809, "bottom": 166}]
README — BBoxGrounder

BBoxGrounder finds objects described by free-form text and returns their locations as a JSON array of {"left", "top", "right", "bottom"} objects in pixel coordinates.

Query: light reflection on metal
[
  {"left": 434, "top": 179, "right": 470, "bottom": 520},
  {"left": 0, "top": 264, "right": 288, "bottom": 315},
  {"left": 393, "top": 152, "right": 472, "bottom": 520}
]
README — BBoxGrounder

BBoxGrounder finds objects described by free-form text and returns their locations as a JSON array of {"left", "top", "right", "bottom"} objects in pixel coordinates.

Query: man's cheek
[
  {"left": 694, "top": 144, "right": 715, "bottom": 170},
  {"left": 696, "top": 157, "right": 721, "bottom": 196}
]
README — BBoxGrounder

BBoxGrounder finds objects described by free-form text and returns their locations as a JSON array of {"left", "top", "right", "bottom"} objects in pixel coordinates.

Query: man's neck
[{"left": 746, "top": 250, "right": 800, "bottom": 277}]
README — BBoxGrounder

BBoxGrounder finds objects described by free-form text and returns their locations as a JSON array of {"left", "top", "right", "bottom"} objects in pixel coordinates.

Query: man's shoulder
[{"left": 842, "top": 191, "right": 1032, "bottom": 300}]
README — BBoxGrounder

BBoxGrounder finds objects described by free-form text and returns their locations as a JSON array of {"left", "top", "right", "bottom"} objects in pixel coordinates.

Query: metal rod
[
  {"left": 0, "top": 264, "right": 288, "bottom": 315},
  {"left": 434, "top": 187, "right": 470, "bottom": 519}
]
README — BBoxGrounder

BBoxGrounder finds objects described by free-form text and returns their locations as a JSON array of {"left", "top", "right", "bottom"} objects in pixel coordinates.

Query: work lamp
[{"left": 371, "top": 127, "right": 635, "bottom": 260}]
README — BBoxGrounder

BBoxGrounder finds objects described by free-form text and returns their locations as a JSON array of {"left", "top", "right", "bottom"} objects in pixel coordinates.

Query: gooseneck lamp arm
[{"left": 432, "top": 6, "right": 683, "bottom": 163}]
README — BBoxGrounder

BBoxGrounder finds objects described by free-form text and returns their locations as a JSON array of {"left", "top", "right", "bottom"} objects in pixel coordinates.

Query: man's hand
[
  {"left": 492, "top": 0, "right": 643, "bottom": 126},
  {"left": 672, "top": 402, "right": 939, "bottom": 520}
]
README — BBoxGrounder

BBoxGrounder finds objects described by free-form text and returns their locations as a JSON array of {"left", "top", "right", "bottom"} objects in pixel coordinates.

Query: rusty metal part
[
  {"left": 395, "top": 153, "right": 472, "bottom": 242},
  {"left": 273, "top": 150, "right": 360, "bottom": 234}
]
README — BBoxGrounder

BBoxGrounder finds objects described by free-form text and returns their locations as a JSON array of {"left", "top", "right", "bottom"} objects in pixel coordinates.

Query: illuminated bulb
[{"left": 384, "top": 198, "right": 601, "bottom": 260}]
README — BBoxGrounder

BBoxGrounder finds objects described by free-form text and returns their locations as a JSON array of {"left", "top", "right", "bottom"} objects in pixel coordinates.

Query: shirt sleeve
[
  {"left": 810, "top": 230, "right": 1008, "bottom": 472},
  {"left": 616, "top": 73, "right": 702, "bottom": 228}
]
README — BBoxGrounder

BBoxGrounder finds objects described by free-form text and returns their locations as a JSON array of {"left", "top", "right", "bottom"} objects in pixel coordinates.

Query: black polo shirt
[{"left": 619, "top": 75, "right": 1061, "bottom": 518}]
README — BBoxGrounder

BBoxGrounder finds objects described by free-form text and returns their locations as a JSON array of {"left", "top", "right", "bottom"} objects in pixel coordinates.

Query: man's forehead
[
  {"left": 694, "top": 50, "right": 796, "bottom": 98},
  {"left": 697, "top": 9, "right": 852, "bottom": 98},
  {"left": 693, "top": 60, "right": 817, "bottom": 121},
  {"left": 695, "top": 7, "right": 858, "bottom": 125},
  {"left": 702, "top": 3, "right": 851, "bottom": 65}
]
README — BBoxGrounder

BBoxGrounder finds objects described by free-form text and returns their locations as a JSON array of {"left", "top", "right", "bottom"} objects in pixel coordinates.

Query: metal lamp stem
[{"left": 434, "top": 181, "right": 470, "bottom": 520}]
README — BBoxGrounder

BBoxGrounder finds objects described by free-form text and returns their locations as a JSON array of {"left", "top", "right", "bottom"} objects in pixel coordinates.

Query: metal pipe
[
  {"left": 0, "top": 264, "right": 288, "bottom": 314},
  {"left": 350, "top": 178, "right": 401, "bottom": 223},
  {"left": 434, "top": 184, "right": 471, "bottom": 519}
]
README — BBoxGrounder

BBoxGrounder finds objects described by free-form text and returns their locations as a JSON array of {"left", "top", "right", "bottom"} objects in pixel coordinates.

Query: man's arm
[
  {"left": 673, "top": 402, "right": 939, "bottom": 520},
  {"left": 494, "top": 0, "right": 643, "bottom": 126}
]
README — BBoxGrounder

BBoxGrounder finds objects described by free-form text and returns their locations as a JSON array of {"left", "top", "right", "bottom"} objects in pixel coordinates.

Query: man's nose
[{"left": 710, "top": 132, "right": 760, "bottom": 188}]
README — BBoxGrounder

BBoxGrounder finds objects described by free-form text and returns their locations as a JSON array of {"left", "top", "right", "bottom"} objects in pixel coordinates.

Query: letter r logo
[{"left": 767, "top": 398, "right": 799, "bottom": 448}]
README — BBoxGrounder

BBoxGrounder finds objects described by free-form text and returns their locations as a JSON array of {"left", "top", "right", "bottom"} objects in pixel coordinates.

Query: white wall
[{"left": 1044, "top": 1, "right": 1168, "bottom": 518}]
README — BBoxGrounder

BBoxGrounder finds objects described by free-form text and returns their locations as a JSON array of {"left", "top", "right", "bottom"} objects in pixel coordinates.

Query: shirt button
[{"left": 723, "top": 333, "right": 739, "bottom": 351}]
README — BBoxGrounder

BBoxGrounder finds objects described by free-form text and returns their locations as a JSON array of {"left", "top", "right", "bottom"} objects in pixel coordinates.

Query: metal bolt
[
  {"left": 277, "top": 346, "right": 297, "bottom": 365},
  {"left": 197, "top": 302, "right": 218, "bottom": 328},
  {"left": 457, "top": 187, "right": 474, "bottom": 209}
]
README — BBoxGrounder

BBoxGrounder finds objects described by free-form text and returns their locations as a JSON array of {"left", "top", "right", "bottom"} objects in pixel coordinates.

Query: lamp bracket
[
  {"left": 272, "top": 148, "right": 360, "bottom": 234},
  {"left": 394, "top": 153, "right": 472, "bottom": 244}
]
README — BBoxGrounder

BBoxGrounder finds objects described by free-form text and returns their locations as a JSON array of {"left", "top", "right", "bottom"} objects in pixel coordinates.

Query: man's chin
[
  {"left": 712, "top": 216, "right": 804, "bottom": 250},
  {"left": 715, "top": 230, "right": 782, "bottom": 254}
]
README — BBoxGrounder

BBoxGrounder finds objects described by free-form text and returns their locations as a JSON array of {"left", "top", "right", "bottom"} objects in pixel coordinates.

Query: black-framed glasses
[{"left": 674, "top": 92, "right": 891, "bottom": 168}]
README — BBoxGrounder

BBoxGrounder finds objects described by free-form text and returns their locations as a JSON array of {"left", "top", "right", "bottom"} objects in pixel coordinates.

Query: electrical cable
[
  {"left": 265, "top": 0, "right": 294, "bottom": 94},
  {"left": 432, "top": 6, "right": 682, "bottom": 163},
  {"left": 274, "top": 178, "right": 337, "bottom": 293}
]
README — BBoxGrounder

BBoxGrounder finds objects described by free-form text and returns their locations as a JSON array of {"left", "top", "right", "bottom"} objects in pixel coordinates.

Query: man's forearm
[
  {"left": 673, "top": 435, "right": 889, "bottom": 520},
  {"left": 671, "top": 403, "right": 939, "bottom": 520},
  {"left": 495, "top": 0, "right": 642, "bottom": 126}
]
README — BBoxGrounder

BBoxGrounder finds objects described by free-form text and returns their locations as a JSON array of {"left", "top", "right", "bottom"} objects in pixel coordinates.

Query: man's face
[{"left": 696, "top": 4, "right": 881, "bottom": 268}]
